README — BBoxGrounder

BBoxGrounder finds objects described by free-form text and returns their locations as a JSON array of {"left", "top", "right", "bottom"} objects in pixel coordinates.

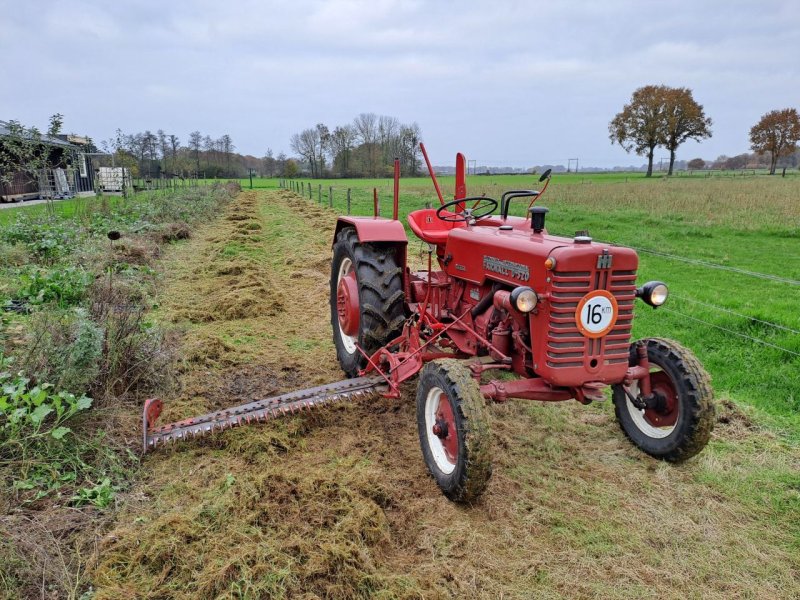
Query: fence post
[
  {"left": 318, "top": 184, "right": 322, "bottom": 203},
  {"left": 329, "top": 186, "right": 333, "bottom": 208},
  {"left": 308, "top": 183, "right": 312, "bottom": 200},
  {"left": 347, "top": 188, "right": 351, "bottom": 215}
]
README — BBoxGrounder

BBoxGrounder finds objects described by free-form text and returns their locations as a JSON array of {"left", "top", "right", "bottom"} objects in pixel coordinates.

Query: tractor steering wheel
[{"left": 436, "top": 196, "right": 498, "bottom": 223}]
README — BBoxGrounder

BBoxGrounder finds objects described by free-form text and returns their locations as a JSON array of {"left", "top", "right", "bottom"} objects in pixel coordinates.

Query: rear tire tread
[{"left": 331, "top": 227, "right": 405, "bottom": 376}]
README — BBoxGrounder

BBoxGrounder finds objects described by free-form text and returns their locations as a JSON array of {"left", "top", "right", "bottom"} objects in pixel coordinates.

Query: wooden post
[
  {"left": 308, "top": 183, "right": 312, "bottom": 199},
  {"left": 347, "top": 188, "right": 351, "bottom": 215},
  {"left": 318, "top": 184, "right": 322, "bottom": 203},
  {"left": 329, "top": 186, "right": 333, "bottom": 208}
]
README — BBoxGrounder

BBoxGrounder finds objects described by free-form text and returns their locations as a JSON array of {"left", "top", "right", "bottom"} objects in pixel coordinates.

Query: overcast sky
[{"left": 1, "top": 0, "right": 798, "bottom": 168}]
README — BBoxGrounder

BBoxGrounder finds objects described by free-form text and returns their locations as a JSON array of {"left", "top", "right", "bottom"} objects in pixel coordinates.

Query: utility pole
[{"left": 568, "top": 158, "right": 579, "bottom": 173}]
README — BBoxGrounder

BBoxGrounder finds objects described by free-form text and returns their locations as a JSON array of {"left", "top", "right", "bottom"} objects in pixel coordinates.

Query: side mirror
[{"left": 539, "top": 169, "right": 552, "bottom": 183}]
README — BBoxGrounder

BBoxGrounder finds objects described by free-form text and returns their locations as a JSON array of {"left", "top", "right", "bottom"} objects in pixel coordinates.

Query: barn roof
[{"left": 0, "top": 120, "right": 78, "bottom": 148}]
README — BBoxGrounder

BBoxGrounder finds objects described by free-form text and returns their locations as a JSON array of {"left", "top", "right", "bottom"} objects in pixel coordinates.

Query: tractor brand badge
[
  {"left": 596, "top": 251, "right": 613, "bottom": 269},
  {"left": 483, "top": 256, "right": 530, "bottom": 281},
  {"left": 575, "top": 290, "right": 618, "bottom": 338}
]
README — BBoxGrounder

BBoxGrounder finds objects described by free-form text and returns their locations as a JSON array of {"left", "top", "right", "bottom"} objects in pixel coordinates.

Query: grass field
[{"left": 1, "top": 174, "right": 798, "bottom": 598}]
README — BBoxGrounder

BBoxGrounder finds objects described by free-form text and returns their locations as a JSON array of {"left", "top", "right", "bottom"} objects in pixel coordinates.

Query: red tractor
[
  {"left": 143, "top": 145, "right": 714, "bottom": 504},
  {"left": 329, "top": 146, "right": 714, "bottom": 502}
]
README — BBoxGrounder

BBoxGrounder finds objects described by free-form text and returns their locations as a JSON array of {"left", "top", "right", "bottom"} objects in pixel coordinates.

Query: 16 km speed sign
[{"left": 575, "top": 290, "right": 618, "bottom": 338}]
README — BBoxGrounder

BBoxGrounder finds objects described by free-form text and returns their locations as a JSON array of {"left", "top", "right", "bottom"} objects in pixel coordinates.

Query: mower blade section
[{"left": 143, "top": 376, "right": 387, "bottom": 453}]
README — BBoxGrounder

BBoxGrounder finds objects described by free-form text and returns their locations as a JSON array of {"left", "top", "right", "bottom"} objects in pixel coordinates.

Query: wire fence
[{"left": 278, "top": 177, "right": 800, "bottom": 372}]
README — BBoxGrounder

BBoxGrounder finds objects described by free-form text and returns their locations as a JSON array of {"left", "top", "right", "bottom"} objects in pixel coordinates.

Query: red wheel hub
[
  {"left": 643, "top": 371, "right": 679, "bottom": 428},
  {"left": 336, "top": 271, "right": 359, "bottom": 336},
  {"left": 433, "top": 393, "right": 458, "bottom": 464}
]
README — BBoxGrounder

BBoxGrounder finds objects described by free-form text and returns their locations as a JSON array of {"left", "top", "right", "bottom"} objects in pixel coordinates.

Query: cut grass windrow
[{"left": 90, "top": 189, "right": 800, "bottom": 600}]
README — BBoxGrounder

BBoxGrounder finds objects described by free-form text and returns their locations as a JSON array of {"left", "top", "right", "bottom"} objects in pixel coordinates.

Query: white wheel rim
[
  {"left": 624, "top": 377, "right": 676, "bottom": 439},
  {"left": 425, "top": 386, "right": 456, "bottom": 474},
  {"left": 336, "top": 257, "right": 358, "bottom": 354}
]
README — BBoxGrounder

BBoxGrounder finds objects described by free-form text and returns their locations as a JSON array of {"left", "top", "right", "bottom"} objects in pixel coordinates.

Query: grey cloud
[{"left": 1, "top": 0, "right": 798, "bottom": 168}]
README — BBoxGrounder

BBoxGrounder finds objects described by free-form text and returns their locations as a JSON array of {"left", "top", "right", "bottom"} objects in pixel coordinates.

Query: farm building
[{"left": 0, "top": 120, "right": 96, "bottom": 202}]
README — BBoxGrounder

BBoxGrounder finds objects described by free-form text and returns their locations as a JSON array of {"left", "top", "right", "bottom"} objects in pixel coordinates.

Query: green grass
[{"left": 285, "top": 174, "right": 800, "bottom": 439}]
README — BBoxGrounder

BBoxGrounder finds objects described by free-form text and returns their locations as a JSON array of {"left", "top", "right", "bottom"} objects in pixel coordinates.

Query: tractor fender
[
  {"left": 333, "top": 217, "right": 408, "bottom": 282},
  {"left": 333, "top": 217, "right": 408, "bottom": 246}
]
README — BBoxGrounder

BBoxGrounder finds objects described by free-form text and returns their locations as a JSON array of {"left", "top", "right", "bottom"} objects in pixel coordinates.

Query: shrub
[
  {"left": 19, "top": 308, "right": 103, "bottom": 395},
  {"left": 88, "top": 283, "right": 174, "bottom": 401},
  {"left": 14, "top": 266, "right": 92, "bottom": 308},
  {"left": 0, "top": 216, "right": 81, "bottom": 262}
]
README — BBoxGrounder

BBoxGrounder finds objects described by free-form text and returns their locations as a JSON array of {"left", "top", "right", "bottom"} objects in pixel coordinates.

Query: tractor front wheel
[
  {"left": 416, "top": 360, "right": 492, "bottom": 503},
  {"left": 612, "top": 338, "right": 714, "bottom": 462},
  {"left": 330, "top": 227, "right": 405, "bottom": 377}
]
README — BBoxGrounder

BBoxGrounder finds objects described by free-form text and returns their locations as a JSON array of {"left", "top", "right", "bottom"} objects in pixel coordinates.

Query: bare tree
[
  {"left": 157, "top": 130, "right": 168, "bottom": 174},
  {"left": 263, "top": 148, "right": 276, "bottom": 177},
  {"left": 168, "top": 134, "right": 180, "bottom": 174},
  {"left": 353, "top": 113, "right": 379, "bottom": 176},
  {"left": 749, "top": 108, "right": 800, "bottom": 175},
  {"left": 328, "top": 125, "right": 357, "bottom": 177},
  {"left": 220, "top": 134, "right": 235, "bottom": 175},
  {"left": 290, "top": 126, "right": 327, "bottom": 178},
  {"left": 378, "top": 114, "right": 400, "bottom": 167},
  {"left": 188, "top": 131, "right": 202, "bottom": 174},
  {"left": 399, "top": 122, "right": 422, "bottom": 176}
]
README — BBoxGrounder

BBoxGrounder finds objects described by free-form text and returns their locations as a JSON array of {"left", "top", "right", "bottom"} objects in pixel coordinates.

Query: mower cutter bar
[{"left": 142, "top": 375, "right": 387, "bottom": 453}]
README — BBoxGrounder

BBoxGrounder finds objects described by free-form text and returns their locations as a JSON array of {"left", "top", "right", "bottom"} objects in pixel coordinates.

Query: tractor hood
[{"left": 442, "top": 223, "right": 638, "bottom": 289}]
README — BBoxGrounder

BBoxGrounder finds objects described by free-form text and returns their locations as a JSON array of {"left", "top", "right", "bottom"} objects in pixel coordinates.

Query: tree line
[
  {"left": 289, "top": 113, "right": 423, "bottom": 178},
  {"left": 610, "top": 85, "right": 800, "bottom": 176},
  {"left": 105, "top": 130, "right": 258, "bottom": 179}
]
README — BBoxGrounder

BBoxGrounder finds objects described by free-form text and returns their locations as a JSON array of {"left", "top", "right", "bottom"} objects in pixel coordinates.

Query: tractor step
[{"left": 142, "top": 375, "right": 387, "bottom": 453}]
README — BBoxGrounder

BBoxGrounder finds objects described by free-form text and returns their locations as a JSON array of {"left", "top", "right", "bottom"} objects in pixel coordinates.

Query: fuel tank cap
[
  {"left": 499, "top": 225, "right": 513, "bottom": 231},
  {"left": 574, "top": 235, "right": 592, "bottom": 244}
]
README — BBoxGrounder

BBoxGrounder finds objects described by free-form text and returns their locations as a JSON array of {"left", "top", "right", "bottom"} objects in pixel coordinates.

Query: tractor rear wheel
[
  {"left": 416, "top": 360, "right": 492, "bottom": 503},
  {"left": 330, "top": 227, "right": 405, "bottom": 377},
  {"left": 612, "top": 338, "right": 714, "bottom": 462}
]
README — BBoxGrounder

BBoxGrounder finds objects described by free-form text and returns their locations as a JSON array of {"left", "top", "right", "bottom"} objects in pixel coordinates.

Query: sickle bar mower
[{"left": 143, "top": 376, "right": 386, "bottom": 451}]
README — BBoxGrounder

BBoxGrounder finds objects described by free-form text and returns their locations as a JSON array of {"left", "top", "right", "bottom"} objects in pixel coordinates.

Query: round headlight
[
  {"left": 637, "top": 281, "right": 669, "bottom": 307},
  {"left": 510, "top": 286, "right": 538, "bottom": 312}
]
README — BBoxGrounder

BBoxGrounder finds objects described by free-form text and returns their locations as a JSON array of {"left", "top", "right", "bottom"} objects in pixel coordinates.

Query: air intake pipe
[{"left": 529, "top": 206, "right": 548, "bottom": 233}]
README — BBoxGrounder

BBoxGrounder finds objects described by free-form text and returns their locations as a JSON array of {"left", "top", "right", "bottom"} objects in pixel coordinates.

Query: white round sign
[{"left": 576, "top": 291, "right": 618, "bottom": 338}]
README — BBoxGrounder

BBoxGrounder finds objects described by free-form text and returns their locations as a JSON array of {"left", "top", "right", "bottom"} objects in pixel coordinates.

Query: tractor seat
[{"left": 407, "top": 208, "right": 465, "bottom": 245}]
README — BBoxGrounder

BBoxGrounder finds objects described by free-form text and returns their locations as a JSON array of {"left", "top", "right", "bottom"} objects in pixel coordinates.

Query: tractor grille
[{"left": 545, "top": 269, "right": 636, "bottom": 370}]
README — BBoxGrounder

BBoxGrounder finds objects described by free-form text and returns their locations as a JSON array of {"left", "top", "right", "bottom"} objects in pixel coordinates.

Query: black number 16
[{"left": 586, "top": 303, "right": 603, "bottom": 325}]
